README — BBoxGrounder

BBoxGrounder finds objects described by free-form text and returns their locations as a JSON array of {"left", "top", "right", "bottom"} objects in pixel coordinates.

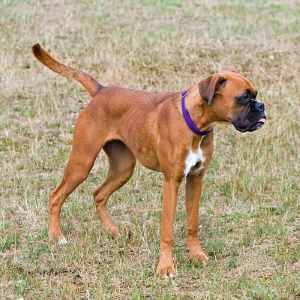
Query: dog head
[{"left": 199, "top": 71, "right": 266, "bottom": 132}]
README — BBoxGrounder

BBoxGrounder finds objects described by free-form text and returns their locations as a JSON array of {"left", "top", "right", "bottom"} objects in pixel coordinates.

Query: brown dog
[{"left": 32, "top": 44, "right": 266, "bottom": 277}]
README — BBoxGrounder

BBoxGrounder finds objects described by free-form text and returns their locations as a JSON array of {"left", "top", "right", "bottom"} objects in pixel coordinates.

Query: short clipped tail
[{"left": 32, "top": 43, "right": 102, "bottom": 97}]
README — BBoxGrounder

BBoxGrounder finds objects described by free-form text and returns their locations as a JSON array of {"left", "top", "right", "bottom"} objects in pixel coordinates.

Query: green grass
[{"left": 1, "top": 0, "right": 299, "bottom": 299}]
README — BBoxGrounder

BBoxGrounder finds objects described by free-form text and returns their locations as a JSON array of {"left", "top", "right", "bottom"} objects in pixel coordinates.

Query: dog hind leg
[
  {"left": 48, "top": 111, "right": 105, "bottom": 243},
  {"left": 93, "top": 140, "right": 136, "bottom": 237}
]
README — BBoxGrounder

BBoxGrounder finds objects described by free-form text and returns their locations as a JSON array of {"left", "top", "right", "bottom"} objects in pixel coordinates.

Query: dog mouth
[
  {"left": 233, "top": 116, "right": 266, "bottom": 133},
  {"left": 248, "top": 117, "right": 266, "bottom": 132},
  {"left": 254, "top": 117, "right": 266, "bottom": 128}
]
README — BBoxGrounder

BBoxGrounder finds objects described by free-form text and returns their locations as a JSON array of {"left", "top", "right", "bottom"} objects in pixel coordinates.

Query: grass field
[{"left": 1, "top": 0, "right": 300, "bottom": 299}]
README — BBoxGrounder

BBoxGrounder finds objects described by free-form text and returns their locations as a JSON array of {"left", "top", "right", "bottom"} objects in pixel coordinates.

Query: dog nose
[{"left": 255, "top": 102, "right": 265, "bottom": 112}]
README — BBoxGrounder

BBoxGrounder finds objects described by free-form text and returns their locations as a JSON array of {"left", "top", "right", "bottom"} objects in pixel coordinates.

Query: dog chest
[{"left": 184, "top": 145, "right": 205, "bottom": 176}]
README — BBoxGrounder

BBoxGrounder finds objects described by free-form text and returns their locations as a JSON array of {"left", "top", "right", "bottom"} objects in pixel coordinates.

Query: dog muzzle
[{"left": 233, "top": 100, "right": 266, "bottom": 133}]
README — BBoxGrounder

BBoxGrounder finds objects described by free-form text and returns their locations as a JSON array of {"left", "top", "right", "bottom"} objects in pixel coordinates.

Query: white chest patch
[{"left": 184, "top": 145, "right": 205, "bottom": 176}]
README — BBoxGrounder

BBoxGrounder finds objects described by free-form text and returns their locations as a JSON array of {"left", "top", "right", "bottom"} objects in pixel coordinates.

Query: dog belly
[
  {"left": 135, "top": 149, "right": 161, "bottom": 171},
  {"left": 118, "top": 119, "right": 161, "bottom": 171}
]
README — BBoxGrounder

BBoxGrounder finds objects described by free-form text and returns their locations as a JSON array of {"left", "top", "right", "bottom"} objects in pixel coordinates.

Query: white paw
[{"left": 58, "top": 236, "right": 68, "bottom": 245}]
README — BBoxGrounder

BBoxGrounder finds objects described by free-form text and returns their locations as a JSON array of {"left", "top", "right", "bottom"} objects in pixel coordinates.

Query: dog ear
[{"left": 199, "top": 74, "right": 227, "bottom": 105}]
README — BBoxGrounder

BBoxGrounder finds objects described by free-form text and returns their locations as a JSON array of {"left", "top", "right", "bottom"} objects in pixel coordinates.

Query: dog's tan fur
[{"left": 32, "top": 44, "right": 257, "bottom": 277}]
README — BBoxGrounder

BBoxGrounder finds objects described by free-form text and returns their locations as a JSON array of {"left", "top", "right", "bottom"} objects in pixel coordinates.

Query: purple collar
[{"left": 181, "top": 90, "right": 213, "bottom": 136}]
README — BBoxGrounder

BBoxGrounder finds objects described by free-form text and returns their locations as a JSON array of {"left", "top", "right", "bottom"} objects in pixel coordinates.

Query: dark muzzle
[{"left": 233, "top": 100, "right": 266, "bottom": 133}]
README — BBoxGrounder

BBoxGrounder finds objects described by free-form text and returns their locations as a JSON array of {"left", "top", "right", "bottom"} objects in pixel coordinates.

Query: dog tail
[{"left": 32, "top": 43, "right": 102, "bottom": 97}]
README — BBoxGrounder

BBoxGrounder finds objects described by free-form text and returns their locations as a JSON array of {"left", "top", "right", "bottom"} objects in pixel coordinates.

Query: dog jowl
[{"left": 32, "top": 43, "right": 266, "bottom": 278}]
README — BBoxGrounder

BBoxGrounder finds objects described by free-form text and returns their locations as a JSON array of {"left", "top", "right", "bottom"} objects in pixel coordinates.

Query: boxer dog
[{"left": 32, "top": 44, "right": 266, "bottom": 277}]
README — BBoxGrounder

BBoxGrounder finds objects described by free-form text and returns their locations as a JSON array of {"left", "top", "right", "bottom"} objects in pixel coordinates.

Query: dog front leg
[
  {"left": 185, "top": 174, "right": 208, "bottom": 264},
  {"left": 156, "top": 178, "right": 180, "bottom": 278}
]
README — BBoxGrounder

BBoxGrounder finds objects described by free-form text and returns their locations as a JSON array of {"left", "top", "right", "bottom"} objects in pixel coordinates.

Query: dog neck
[{"left": 180, "top": 85, "right": 214, "bottom": 135}]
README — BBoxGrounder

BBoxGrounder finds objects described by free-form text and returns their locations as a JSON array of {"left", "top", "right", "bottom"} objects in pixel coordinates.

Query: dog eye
[{"left": 236, "top": 93, "right": 251, "bottom": 105}]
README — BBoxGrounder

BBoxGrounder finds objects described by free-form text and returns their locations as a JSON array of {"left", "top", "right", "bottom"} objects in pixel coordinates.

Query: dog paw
[
  {"left": 107, "top": 225, "right": 120, "bottom": 238},
  {"left": 49, "top": 235, "right": 68, "bottom": 246},
  {"left": 49, "top": 229, "right": 67, "bottom": 245},
  {"left": 187, "top": 240, "right": 209, "bottom": 264},
  {"left": 58, "top": 236, "right": 68, "bottom": 246},
  {"left": 156, "top": 256, "right": 176, "bottom": 278},
  {"left": 189, "top": 250, "right": 208, "bottom": 264}
]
